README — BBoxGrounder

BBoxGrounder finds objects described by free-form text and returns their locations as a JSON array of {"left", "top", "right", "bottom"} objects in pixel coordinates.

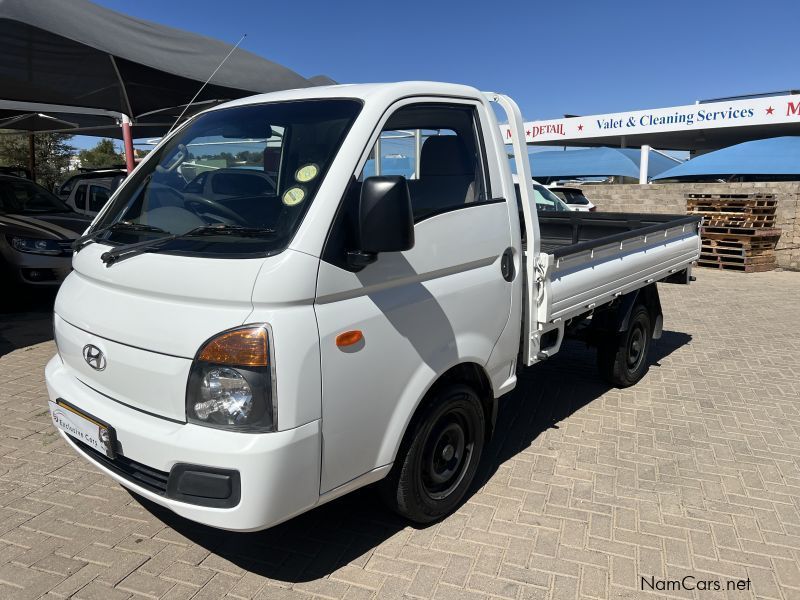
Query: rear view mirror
[{"left": 347, "top": 176, "right": 414, "bottom": 268}]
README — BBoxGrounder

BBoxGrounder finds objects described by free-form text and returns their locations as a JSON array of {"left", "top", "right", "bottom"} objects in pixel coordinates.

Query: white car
[
  {"left": 64, "top": 177, "right": 115, "bottom": 217},
  {"left": 548, "top": 185, "right": 596, "bottom": 212},
  {"left": 46, "top": 82, "right": 700, "bottom": 531}
]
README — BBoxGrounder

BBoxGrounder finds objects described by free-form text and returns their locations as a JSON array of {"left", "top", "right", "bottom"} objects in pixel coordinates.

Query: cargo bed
[{"left": 520, "top": 210, "right": 701, "bottom": 363}]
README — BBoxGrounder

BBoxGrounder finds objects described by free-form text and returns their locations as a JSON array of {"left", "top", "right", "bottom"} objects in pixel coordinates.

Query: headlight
[
  {"left": 8, "top": 236, "right": 63, "bottom": 255},
  {"left": 186, "top": 325, "right": 275, "bottom": 432},
  {"left": 194, "top": 367, "right": 253, "bottom": 425}
]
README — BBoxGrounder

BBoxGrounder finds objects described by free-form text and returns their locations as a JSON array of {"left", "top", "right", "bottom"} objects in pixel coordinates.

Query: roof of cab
[{"left": 210, "top": 82, "right": 485, "bottom": 111}]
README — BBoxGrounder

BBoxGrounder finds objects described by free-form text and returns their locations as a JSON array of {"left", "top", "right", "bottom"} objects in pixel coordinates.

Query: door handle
[{"left": 500, "top": 247, "right": 515, "bottom": 282}]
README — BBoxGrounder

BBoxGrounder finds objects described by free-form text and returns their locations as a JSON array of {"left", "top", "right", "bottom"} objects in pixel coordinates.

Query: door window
[
  {"left": 74, "top": 184, "right": 87, "bottom": 210},
  {"left": 359, "top": 103, "right": 490, "bottom": 221},
  {"left": 88, "top": 186, "right": 110, "bottom": 212}
]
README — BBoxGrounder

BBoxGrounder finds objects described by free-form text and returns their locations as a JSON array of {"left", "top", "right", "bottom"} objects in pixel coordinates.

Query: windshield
[
  {"left": 553, "top": 188, "right": 590, "bottom": 205},
  {"left": 93, "top": 99, "right": 361, "bottom": 257},
  {"left": 0, "top": 178, "right": 72, "bottom": 214},
  {"left": 532, "top": 184, "right": 570, "bottom": 211}
]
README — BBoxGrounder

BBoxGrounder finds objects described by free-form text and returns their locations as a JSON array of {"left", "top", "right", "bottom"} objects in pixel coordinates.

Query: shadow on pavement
[
  {"left": 0, "top": 286, "right": 57, "bottom": 357},
  {"left": 133, "top": 330, "right": 691, "bottom": 582}
]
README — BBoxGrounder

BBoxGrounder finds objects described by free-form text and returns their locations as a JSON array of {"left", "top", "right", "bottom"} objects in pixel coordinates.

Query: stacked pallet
[{"left": 686, "top": 194, "right": 780, "bottom": 272}]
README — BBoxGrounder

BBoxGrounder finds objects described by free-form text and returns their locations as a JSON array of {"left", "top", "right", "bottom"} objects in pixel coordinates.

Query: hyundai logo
[{"left": 82, "top": 344, "right": 106, "bottom": 371}]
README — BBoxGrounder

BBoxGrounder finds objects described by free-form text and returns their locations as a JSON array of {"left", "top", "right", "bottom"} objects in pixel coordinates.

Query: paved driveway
[{"left": 1, "top": 269, "right": 799, "bottom": 600}]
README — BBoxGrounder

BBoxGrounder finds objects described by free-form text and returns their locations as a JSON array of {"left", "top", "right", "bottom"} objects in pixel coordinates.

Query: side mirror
[{"left": 347, "top": 176, "right": 414, "bottom": 269}]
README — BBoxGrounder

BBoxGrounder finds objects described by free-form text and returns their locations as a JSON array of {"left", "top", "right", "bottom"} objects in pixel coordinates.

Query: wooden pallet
[
  {"left": 701, "top": 225, "right": 782, "bottom": 236},
  {"left": 697, "top": 260, "right": 776, "bottom": 273},
  {"left": 701, "top": 215, "right": 776, "bottom": 228},
  {"left": 687, "top": 194, "right": 781, "bottom": 273},
  {"left": 699, "top": 253, "right": 776, "bottom": 266},
  {"left": 701, "top": 245, "right": 775, "bottom": 258},
  {"left": 686, "top": 193, "right": 776, "bottom": 207},
  {"left": 702, "top": 230, "right": 781, "bottom": 244},
  {"left": 687, "top": 204, "right": 777, "bottom": 214}
]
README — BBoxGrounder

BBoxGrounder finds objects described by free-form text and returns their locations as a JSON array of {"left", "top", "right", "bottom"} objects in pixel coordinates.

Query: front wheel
[
  {"left": 381, "top": 384, "right": 485, "bottom": 523},
  {"left": 597, "top": 304, "right": 653, "bottom": 388}
]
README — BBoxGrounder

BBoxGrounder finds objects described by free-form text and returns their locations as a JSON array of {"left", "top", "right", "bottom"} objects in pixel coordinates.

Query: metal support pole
[
  {"left": 374, "top": 137, "right": 382, "bottom": 176},
  {"left": 639, "top": 145, "right": 650, "bottom": 184},
  {"left": 414, "top": 129, "right": 422, "bottom": 179},
  {"left": 28, "top": 133, "right": 36, "bottom": 182},
  {"left": 121, "top": 114, "right": 135, "bottom": 173}
]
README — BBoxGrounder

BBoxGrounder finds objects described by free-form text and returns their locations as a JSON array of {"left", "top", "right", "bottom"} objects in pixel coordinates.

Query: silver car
[{"left": 0, "top": 174, "right": 92, "bottom": 287}]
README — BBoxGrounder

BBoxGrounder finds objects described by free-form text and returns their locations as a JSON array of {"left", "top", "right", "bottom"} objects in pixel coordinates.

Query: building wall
[{"left": 578, "top": 182, "right": 800, "bottom": 270}]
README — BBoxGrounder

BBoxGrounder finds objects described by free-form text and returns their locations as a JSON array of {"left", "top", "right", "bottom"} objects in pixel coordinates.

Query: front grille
[{"left": 69, "top": 435, "right": 169, "bottom": 495}]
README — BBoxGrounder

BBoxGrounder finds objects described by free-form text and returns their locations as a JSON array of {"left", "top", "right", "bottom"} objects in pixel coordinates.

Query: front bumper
[
  {"left": 2, "top": 248, "right": 72, "bottom": 285},
  {"left": 45, "top": 355, "right": 321, "bottom": 531}
]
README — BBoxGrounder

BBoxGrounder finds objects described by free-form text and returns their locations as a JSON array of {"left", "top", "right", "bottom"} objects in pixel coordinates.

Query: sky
[{"left": 76, "top": 0, "right": 800, "bottom": 151}]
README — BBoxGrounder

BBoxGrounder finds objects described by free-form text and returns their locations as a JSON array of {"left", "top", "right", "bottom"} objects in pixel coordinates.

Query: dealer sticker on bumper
[{"left": 48, "top": 399, "right": 116, "bottom": 458}]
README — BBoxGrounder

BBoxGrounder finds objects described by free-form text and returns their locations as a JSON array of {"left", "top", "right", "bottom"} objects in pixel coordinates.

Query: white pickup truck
[{"left": 45, "top": 82, "right": 700, "bottom": 531}]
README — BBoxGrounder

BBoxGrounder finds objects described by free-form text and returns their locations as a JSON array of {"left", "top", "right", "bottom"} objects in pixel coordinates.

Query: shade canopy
[
  {"left": 0, "top": 0, "right": 327, "bottom": 123},
  {"left": 514, "top": 147, "right": 678, "bottom": 181},
  {"left": 0, "top": 112, "right": 81, "bottom": 132},
  {"left": 653, "top": 136, "right": 800, "bottom": 180}
]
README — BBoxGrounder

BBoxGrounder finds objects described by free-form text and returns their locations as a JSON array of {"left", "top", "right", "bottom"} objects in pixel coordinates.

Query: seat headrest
[{"left": 420, "top": 136, "right": 472, "bottom": 177}]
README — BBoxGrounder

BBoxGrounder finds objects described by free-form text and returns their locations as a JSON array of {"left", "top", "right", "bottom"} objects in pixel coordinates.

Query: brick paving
[{"left": 1, "top": 269, "right": 799, "bottom": 600}]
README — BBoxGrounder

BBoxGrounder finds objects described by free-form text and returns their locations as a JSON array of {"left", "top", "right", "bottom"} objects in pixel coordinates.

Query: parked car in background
[
  {"left": 548, "top": 185, "right": 596, "bottom": 211},
  {"left": 182, "top": 168, "right": 276, "bottom": 202},
  {"left": 511, "top": 175, "right": 572, "bottom": 212},
  {"left": 65, "top": 177, "right": 114, "bottom": 217},
  {"left": 55, "top": 168, "right": 125, "bottom": 202},
  {"left": 0, "top": 174, "right": 91, "bottom": 286},
  {"left": 0, "top": 166, "right": 32, "bottom": 179}
]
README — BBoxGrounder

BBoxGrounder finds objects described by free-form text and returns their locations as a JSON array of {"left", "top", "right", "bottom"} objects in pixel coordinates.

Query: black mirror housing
[{"left": 357, "top": 176, "right": 414, "bottom": 254}]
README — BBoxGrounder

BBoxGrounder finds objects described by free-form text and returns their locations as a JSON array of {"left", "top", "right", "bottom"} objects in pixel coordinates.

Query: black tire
[
  {"left": 597, "top": 304, "right": 652, "bottom": 388},
  {"left": 381, "top": 383, "right": 485, "bottom": 523}
]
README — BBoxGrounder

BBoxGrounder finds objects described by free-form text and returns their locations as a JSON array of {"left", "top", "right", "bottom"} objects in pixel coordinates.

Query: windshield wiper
[
  {"left": 100, "top": 224, "right": 277, "bottom": 267},
  {"left": 73, "top": 221, "right": 169, "bottom": 253}
]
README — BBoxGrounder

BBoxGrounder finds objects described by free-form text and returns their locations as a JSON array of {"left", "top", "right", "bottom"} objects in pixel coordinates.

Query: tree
[
  {"left": 78, "top": 138, "right": 124, "bottom": 169},
  {"left": 0, "top": 131, "right": 75, "bottom": 190}
]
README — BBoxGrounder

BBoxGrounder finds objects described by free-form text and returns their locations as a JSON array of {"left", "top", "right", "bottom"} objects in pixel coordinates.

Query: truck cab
[{"left": 46, "top": 82, "right": 699, "bottom": 531}]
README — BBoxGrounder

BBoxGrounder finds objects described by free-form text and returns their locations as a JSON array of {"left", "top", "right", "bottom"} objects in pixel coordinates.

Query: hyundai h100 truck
[{"left": 46, "top": 83, "right": 700, "bottom": 531}]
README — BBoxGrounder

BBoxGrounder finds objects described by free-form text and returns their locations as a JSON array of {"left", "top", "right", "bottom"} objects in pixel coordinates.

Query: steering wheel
[{"left": 185, "top": 196, "right": 249, "bottom": 225}]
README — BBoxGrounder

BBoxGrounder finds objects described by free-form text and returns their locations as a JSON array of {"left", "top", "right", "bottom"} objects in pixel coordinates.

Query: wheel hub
[
  {"left": 419, "top": 407, "right": 474, "bottom": 500},
  {"left": 627, "top": 324, "right": 646, "bottom": 369},
  {"left": 441, "top": 444, "right": 455, "bottom": 461}
]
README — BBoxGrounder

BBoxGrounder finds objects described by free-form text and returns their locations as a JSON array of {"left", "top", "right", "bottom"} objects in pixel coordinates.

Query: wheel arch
[
  {"left": 590, "top": 283, "right": 663, "bottom": 340},
  {"left": 388, "top": 361, "right": 496, "bottom": 469}
]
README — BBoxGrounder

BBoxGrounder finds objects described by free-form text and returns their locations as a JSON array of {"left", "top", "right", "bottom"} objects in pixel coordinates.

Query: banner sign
[{"left": 501, "top": 93, "right": 800, "bottom": 144}]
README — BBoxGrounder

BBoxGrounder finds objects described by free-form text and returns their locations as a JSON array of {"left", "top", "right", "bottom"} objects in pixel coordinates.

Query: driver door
[{"left": 314, "top": 99, "right": 514, "bottom": 493}]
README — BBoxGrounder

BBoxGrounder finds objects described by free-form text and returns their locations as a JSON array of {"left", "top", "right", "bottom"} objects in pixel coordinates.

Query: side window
[
  {"left": 89, "top": 186, "right": 110, "bottom": 212},
  {"left": 74, "top": 184, "right": 87, "bottom": 210},
  {"left": 359, "top": 103, "right": 490, "bottom": 221},
  {"left": 60, "top": 178, "right": 75, "bottom": 195}
]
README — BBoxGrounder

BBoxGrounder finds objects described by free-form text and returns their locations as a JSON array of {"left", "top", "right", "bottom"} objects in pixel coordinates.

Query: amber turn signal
[
  {"left": 336, "top": 330, "right": 363, "bottom": 347},
  {"left": 198, "top": 326, "right": 269, "bottom": 367}
]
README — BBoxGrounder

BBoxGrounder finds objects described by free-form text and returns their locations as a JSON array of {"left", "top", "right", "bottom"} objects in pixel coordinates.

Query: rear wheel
[
  {"left": 597, "top": 304, "right": 652, "bottom": 388},
  {"left": 381, "top": 384, "right": 484, "bottom": 523}
]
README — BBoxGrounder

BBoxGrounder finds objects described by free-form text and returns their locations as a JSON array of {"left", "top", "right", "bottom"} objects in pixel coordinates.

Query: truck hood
[
  {"left": 53, "top": 243, "right": 318, "bottom": 422},
  {"left": 55, "top": 242, "right": 265, "bottom": 359}
]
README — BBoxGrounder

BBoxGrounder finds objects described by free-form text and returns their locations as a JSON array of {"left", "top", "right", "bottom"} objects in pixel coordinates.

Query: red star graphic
[
  {"left": 766, "top": 106, "right": 774, "bottom": 115},
  {"left": 577, "top": 124, "right": 584, "bottom": 131}
]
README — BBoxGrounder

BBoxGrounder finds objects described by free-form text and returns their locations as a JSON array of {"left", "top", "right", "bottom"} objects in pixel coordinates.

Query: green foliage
[
  {"left": 78, "top": 138, "right": 124, "bottom": 169},
  {"left": 0, "top": 131, "right": 75, "bottom": 190}
]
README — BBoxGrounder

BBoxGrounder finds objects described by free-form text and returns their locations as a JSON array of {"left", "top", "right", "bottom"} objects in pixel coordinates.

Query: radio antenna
[{"left": 166, "top": 33, "right": 247, "bottom": 135}]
